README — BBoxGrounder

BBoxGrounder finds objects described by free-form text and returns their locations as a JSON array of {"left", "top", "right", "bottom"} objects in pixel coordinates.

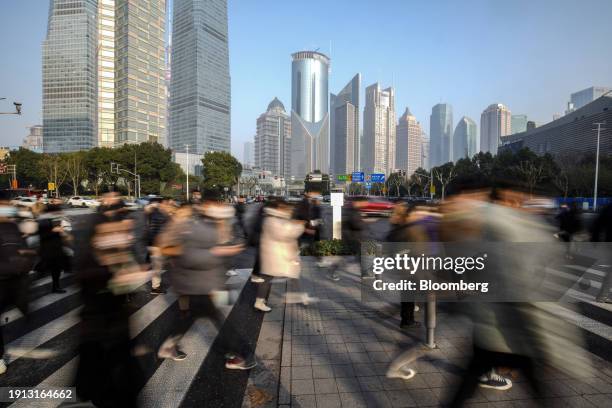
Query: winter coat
[
  {"left": 156, "top": 213, "right": 228, "bottom": 295},
  {"left": 260, "top": 208, "right": 304, "bottom": 279}
]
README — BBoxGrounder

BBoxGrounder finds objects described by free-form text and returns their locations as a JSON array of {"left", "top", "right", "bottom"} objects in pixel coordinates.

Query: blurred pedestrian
[
  {"left": 555, "top": 202, "right": 582, "bottom": 259},
  {"left": 591, "top": 203, "right": 612, "bottom": 303},
  {"left": 156, "top": 190, "right": 256, "bottom": 370},
  {"left": 37, "top": 201, "right": 69, "bottom": 293},
  {"left": 247, "top": 201, "right": 267, "bottom": 283},
  {"left": 145, "top": 197, "right": 172, "bottom": 295},
  {"left": 0, "top": 199, "right": 36, "bottom": 376}
]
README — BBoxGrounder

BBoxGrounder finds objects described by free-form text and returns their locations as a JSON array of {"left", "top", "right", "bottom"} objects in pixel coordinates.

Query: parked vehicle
[
  {"left": 67, "top": 196, "right": 100, "bottom": 208},
  {"left": 10, "top": 196, "right": 38, "bottom": 208},
  {"left": 359, "top": 198, "right": 394, "bottom": 217}
]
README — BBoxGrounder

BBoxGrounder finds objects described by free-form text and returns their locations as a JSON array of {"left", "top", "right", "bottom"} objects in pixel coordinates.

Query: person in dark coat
[
  {"left": 37, "top": 203, "right": 68, "bottom": 293},
  {"left": 592, "top": 203, "right": 612, "bottom": 303},
  {"left": 156, "top": 191, "right": 256, "bottom": 370},
  {"left": 145, "top": 198, "right": 171, "bottom": 294},
  {"left": 555, "top": 203, "right": 582, "bottom": 259}
]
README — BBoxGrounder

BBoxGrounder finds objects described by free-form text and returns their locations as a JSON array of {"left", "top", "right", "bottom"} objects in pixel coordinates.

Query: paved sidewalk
[{"left": 243, "top": 258, "right": 612, "bottom": 408}]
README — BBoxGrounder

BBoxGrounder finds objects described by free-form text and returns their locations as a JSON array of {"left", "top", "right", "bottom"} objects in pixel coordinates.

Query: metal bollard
[{"left": 424, "top": 293, "right": 437, "bottom": 348}]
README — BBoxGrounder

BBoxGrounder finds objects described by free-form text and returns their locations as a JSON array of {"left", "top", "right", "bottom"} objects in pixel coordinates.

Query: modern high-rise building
[
  {"left": 290, "top": 51, "right": 330, "bottom": 177},
  {"left": 453, "top": 116, "right": 478, "bottom": 160},
  {"left": 362, "top": 83, "right": 396, "bottom": 175},
  {"left": 511, "top": 114, "right": 528, "bottom": 134},
  {"left": 395, "top": 108, "right": 423, "bottom": 177},
  {"left": 115, "top": 0, "right": 166, "bottom": 145},
  {"left": 420, "top": 132, "right": 430, "bottom": 171},
  {"left": 22, "top": 125, "right": 44, "bottom": 153},
  {"left": 330, "top": 74, "right": 360, "bottom": 176},
  {"left": 42, "top": 0, "right": 98, "bottom": 153},
  {"left": 570, "top": 86, "right": 611, "bottom": 110},
  {"left": 97, "top": 0, "right": 115, "bottom": 147},
  {"left": 255, "top": 98, "right": 291, "bottom": 178},
  {"left": 169, "top": 0, "right": 230, "bottom": 155},
  {"left": 243, "top": 141, "right": 254, "bottom": 167},
  {"left": 429, "top": 103, "right": 453, "bottom": 167},
  {"left": 480, "top": 103, "right": 511, "bottom": 155}
]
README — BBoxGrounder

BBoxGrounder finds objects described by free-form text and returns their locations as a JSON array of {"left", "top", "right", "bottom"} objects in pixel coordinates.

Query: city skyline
[{"left": 1, "top": 0, "right": 612, "bottom": 161}]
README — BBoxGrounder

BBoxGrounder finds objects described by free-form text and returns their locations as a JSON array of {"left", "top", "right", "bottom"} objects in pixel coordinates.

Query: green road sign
[{"left": 336, "top": 174, "right": 348, "bottom": 181}]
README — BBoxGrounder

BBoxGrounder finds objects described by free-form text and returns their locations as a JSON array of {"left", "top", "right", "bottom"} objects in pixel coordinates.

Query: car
[
  {"left": 67, "top": 196, "right": 100, "bottom": 208},
  {"left": 10, "top": 196, "right": 38, "bottom": 208},
  {"left": 359, "top": 198, "right": 394, "bottom": 217}
]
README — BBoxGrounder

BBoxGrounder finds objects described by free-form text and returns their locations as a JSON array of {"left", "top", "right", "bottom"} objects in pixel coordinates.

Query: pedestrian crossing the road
[{"left": 0, "top": 269, "right": 255, "bottom": 408}]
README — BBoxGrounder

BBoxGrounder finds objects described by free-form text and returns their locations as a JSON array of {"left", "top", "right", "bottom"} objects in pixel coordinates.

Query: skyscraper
[
  {"left": 115, "top": 0, "right": 166, "bottom": 145},
  {"left": 243, "top": 141, "right": 254, "bottom": 167},
  {"left": 256, "top": 98, "right": 291, "bottom": 178},
  {"left": 22, "top": 125, "right": 44, "bottom": 153},
  {"left": 290, "top": 51, "right": 330, "bottom": 177},
  {"left": 511, "top": 114, "right": 528, "bottom": 134},
  {"left": 420, "top": 132, "right": 430, "bottom": 170},
  {"left": 570, "top": 86, "right": 611, "bottom": 110},
  {"left": 97, "top": 0, "right": 115, "bottom": 147},
  {"left": 453, "top": 116, "right": 478, "bottom": 160},
  {"left": 362, "top": 83, "right": 396, "bottom": 174},
  {"left": 480, "top": 103, "right": 511, "bottom": 154},
  {"left": 330, "top": 74, "right": 360, "bottom": 175},
  {"left": 395, "top": 108, "right": 423, "bottom": 177},
  {"left": 429, "top": 103, "right": 453, "bottom": 167},
  {"left": 169, "top": 0, "right": 231, "bottom": 155},
  {"left": 42, "top": 0, "right": 98, "bottom": 153}
]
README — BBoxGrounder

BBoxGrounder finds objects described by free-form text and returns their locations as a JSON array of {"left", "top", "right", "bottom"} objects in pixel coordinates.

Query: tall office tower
[
  {"left": 42, "top": 0, "right": 98, "bottom": 153},
  {"left": 169, "top": 0, "right": 230, "bottom": 155},
  {"left": 115, "top": 0, "right": 166, "bottom": 145},
  {"left": 429, "top": 103, "right": 453, "bottom": 167},
  {"left": 570, "top": 86, "right": 611, "bottom": 110},
  {"left": 97, "top": 0, "right": 115, "bottom": 147},
  {"left": 362, "top": 83, "right": 396, "bottom": 174},
  {"left": 255, "top": 98, "right": 291, "bottom": 177},
  {"left": 330, "top": 73, "right": 360, "bottom": 175},
  {"left": 22, "top": 125, "right": 44, "bottom": 153},
  {"left": 243, "top": 141, "right": 254, "bottom": 167},
  {"left": 290, "top": 51, "right": 330, "bottom": 177},
  {"left": 453, "top": 116, "right": 478, "bottom": 160},
  {"left": 395, "top": 108, "right": 423, "bottom": 177},
  {"left": 480, "top": 103, "right": 511, "bottom": 154},
  {"left": 511, "top": 114, "right": 528, "bottom": 134},
  {"left": 420, "top": 132, "right": 430, "bottom": 170}
]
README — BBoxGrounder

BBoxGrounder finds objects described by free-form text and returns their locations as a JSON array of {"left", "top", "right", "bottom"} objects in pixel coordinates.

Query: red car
[{"left": 359, "top": 198, "right": 394, "bottom": 217}]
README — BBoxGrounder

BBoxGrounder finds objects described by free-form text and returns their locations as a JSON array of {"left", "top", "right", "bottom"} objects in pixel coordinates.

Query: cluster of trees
[
  {"left": 385, "top": 148, "right": 612, "bottom": 200},
  {"left": 0, "top": 143, "right": 244, "bottom": 198}
]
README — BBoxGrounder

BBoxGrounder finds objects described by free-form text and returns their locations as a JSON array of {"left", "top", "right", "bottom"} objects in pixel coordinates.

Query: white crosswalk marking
[{"left": 1, "top": 284, "right": 80, "bottom": 323}]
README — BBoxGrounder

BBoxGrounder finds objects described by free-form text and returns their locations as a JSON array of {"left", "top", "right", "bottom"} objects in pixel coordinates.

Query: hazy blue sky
[{"left": 1, "top": 0, "right": 611, "bottom": 160}]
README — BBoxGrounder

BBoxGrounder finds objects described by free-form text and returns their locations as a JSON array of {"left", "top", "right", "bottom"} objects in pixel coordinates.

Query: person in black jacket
[
  {"left": 145, "top": 197, "right": 171, "bottom": 294},
  {"left": 555, "top": 203, "right": 582, "bottom": 259},
  {"left": 37, "top": 203, "right": 68, "bottom": 293},
  {"left": 592, "top": 203, "right": 612, "bottom": 303}
]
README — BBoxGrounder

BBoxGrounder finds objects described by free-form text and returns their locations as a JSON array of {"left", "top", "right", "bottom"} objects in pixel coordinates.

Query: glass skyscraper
[
  {"left": 255, "top": 98, "right": 291, "bottom": 178},
  {"left": 511, "top": 114, "right": 528, "bottom": 134},
  {"left": 169, "top": 0, "right": 231, "bottom": 155},
  {"left": 480, "top": 103, "right": 511, "bottom": 155},
  {"left": 395, "top": 107, "right": 423, "bottom": 177},
  {"left": 330, "top": 74, "right": 360, "bottom": 175},
  {"left": 290, "top": 51, "right": 330, "bottom": 177},
  {"left": 97, "top": 0, "right": 115, "bottom": 147},
  {"left": 429, "top": 103, "right": 453, "bottom": 167},
  {"left": 453, "top": 116, "right": 478, "bottom": 160},
  {"left": 115, "top": 0, "right": 166, "bottom": 145},
  {"left": 42, "top": 0, "right": 98, "bottom": 153}
]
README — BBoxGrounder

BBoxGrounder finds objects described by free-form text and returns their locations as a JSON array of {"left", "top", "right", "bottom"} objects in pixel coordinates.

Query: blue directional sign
[
  {"left": 352, "top": 171, "right": 365, "bottom": 183},
  {"left": 371, "top": 173, "right": 385, "bottom": 183}
]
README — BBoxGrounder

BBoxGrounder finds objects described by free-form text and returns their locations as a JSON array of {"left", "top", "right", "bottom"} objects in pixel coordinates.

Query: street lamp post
[
  {"left": 0, "top": 98, "right": 22, "bottom": 115},
  {"left": 593, "top": 122, "right": 606, "bottom": 211}
]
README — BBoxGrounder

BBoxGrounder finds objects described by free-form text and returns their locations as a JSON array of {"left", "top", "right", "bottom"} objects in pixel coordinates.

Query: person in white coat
[{"left": 255, "top": 199, "right": 304, "bottom": 312}]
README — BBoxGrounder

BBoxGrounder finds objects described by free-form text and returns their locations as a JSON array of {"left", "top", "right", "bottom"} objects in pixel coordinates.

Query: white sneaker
[
  {"left": 414, "top": 305, "right": 420, "bottom": 312},
  {"left": 0, "top": 359, "right": 7, "bottom": 375},
  {"left": 302, "top": 294, "right": 319, "bottom": 306},
  {"left": 251, "top": 275, "right": 264, "bottom": 283},
  {"left": 254, "top": 298, "right": 271, "bottom": 312},
  {"left": 226, "top": 269, "right": 238, "bottom": 277},
  {"left": 387, "top": 365, "right": 416, "bottom": 380}
]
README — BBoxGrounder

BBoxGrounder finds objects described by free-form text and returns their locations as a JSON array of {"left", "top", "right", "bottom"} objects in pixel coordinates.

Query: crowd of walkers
[{"left": 1, "top": 186, "right": 611, "bottom": 407}]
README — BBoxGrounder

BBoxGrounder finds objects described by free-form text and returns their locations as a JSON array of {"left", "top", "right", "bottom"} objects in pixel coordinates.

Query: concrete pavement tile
[
  {"left": 326, "top": 335, "right": 344, "bottom": 343},
  {"left": 349, "top": 352, "right": 371, "bottom": 364},
  {"left": 309, "top": 335, "right": 326, "bottom": 345},
  {"left": 371, "top": 363, "right": 390, "bottom": 376},
  {"left": 293, "top": 344, "right": 311, "bottom": 355},
  {"left": 293, "top": 365, "right": 314, "bottom": 380},
  {"left": 313, "top": 364, "right": 335, "bottom": 379},
  {"left": 310, "top": 344, "right": 330, "bottom": 355},
  {"left": 541, "top": 380, "right": 579, "bottom": 397},
  {"left": 336, "top": 377, "right": 362, "bottom": 393},
  {"left": 407, "top": 388, "right": 439, "bottom": 407},
  {"left": 559, "top": 396, "right": 597, "bottom": 408},
  {"left": 378, "top": 376, "right": 409, "bottom": 391},
  {"left": 311, "top": 353, "right": 333, "bottom": 366},
  {"left": 430, "top": 387, "right": 454, "bottom": 405},
  {"left": 333, "top": 364, "right": 356, "bottom": 378},
  {"left": 368, "top": 351, "right": 392, "bottom": 363},
  {"left": 463, "top": 389, "right": 487, "bottom": 403},
  {"left": 414, "top": 360, "right": 439, "bottom": 373},
  {"left": 353, "top": 363, "right": 378, "bottom": 377},
  {"left": 316, "top": 393, "right": 342, "bottom": 408},
  {"left": 328, "top": 343, "right": 349, "bottom": 354},
  {"left": 397, "top": 377, "right": 428, "bottom": 391},
  {"left": 363, "top": 391, "right": 393, "bottom": 408},
  {"left": 420, "top": 372, "right": 447, "bottom": 388},
  {"left": 585, "top": 377, "right": 612, "bottom": 394},
  {"left": 292, "top": 394, "right": 317, "bottom": 408},
  {"left": 339, "top": 392, "right": 367, "bottom": 408},
  {"left": 346, "top": 342, "right": 366, "bottom": 353},
  {"left": 564, "top": 379, "right": 601, "bottom": 395},
  {"left": 583, "top": 393, "right": 612, "bottom": 407},
  {"left": 358, "top": 376, "right": 384, "bottom": 392},
  {"left": 385, "top": 390, "right": 418, "bottom": 407},
  {"left": 293, "top": 354, "right": 312, "bottom": 366},
  {"left": 292, "top": 379, "right": 315, "bottom": 395},
  {"left": 313, "top": 377, "right": 338, "bottom": 394},
  {"left": 363, "top": 342, "right": 384, "bottom": 352}
]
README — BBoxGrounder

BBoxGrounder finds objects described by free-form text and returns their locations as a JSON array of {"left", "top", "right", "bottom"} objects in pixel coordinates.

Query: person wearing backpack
[{"left": 0, "top": 200, "right": 36, "bottom": 376}]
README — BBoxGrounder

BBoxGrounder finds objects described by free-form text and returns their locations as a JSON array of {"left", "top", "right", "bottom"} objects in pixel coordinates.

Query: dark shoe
[
  {"left": 151, "top": 287, "right": 167, "bottom": 295},
  {"left": 400, "top": 320, "right": 421, "bottom": 329},
  {"left": 478, "top": 371, "right": 512, "bottom": 390},
  {"left": 225, "top": 355, "right": 257, "bottom": 370},
  {"left": 596, "top": 297, "right": 612, "bottom": 304},
  {"left": 52, "top": 288, "right": 67, "bottom": 294}
]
